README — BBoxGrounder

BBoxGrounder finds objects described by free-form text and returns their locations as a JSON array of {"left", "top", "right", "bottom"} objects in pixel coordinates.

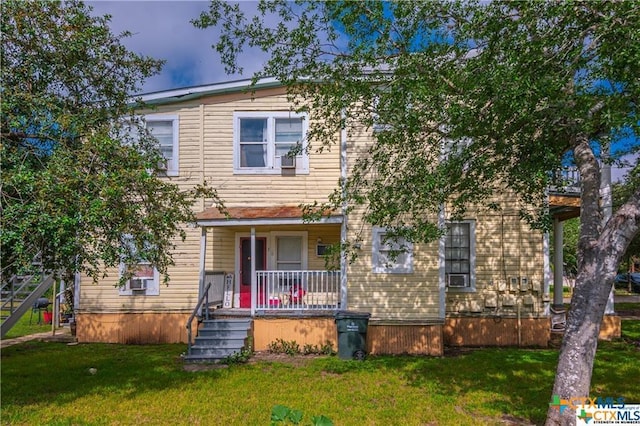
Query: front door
[{"left": 239, "top": 237, "right": 266, "bottom": 308}]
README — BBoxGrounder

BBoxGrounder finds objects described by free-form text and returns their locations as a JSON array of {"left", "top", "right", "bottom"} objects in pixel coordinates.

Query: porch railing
[
  {"left": 550, "top": 167, "right": 581, "bottom": 194},
  {"left": 255, "top": 270, "right": 340, "bottom": 311}
]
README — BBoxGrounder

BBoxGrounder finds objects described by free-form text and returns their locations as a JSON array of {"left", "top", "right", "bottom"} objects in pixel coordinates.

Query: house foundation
[
  {"left": 75, "top": 312, "right": 190, "bottom": 344},
  {"left": 444, "top": 317, "right": 550, "bottom": 347},
  {"left": 75, "top": 312, "right": 620, "bottom": 349}
]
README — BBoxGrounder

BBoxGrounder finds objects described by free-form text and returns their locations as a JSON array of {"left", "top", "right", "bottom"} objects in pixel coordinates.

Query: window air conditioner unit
[
  {"left": 130, "top": 278, "right": 150, "bottom": 291},
  {"left": 280, "top": 156, "right": 296, "bottom": 169},
  {"left": 447, "top": 274, "right": 468, "bottom": 288}
]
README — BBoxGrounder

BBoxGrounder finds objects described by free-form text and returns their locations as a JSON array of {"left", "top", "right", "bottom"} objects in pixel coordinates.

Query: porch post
[
  {"left": 553, "top": 218, "right": 564, "bottom": 309},
  {"left": 198, "top": 227, "right": 207, "bottom": 316},
  {"left": 250, "top": 227, "right": 256, "bottom": 316},
  {"left": 601, "top": 150, "right": 615, "bottom": 314}
]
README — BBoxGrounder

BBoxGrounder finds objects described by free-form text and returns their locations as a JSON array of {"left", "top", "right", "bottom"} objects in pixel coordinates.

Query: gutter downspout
[
  {"left": 438, "top": 206, "right": 446, "bottom": 321},
  {"left": 340, "top": 110, "right": 348, "bottom": 310},
  {"left": 543, "top": 231, "right": 551, "bottom": 315}
]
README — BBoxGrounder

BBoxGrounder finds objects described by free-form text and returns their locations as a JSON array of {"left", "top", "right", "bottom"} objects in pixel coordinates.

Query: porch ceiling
[
  {"left": 196, "top": 205, "right": 343, "bottom": 227},
  {"left": 549, "top": 194, "right": 580, "bottom": 221}
]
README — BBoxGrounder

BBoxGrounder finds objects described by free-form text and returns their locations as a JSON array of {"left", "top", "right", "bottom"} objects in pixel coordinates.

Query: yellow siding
[
  {"left": 80, "top": 88, "right": 342, "bottom": 314},
  {"left": 346, "top": 215, "right": 442, "bottom": 321},
  {"left": 200, "top": 92, "right": 341, "bottom": 207},
  {"left": 344, "top": 123, "right": 547, "bottom": 321},
  {"left": 344, "top": 126, "right": 441, "bottom": 321},
  {"left": 80, "top": 85, "right": 548, "bottom": 329},
  {"left": 79, "top": 226, "right": 202, "bottom": 313}
]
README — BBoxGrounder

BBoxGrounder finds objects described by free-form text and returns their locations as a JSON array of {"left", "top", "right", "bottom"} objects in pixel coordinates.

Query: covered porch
[{"left": 195, "top": 205, "right": 345, "bottom": 316}]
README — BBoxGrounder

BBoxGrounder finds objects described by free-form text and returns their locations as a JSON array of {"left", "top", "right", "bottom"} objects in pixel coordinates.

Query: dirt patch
[
  {"left": 249, "top": 351, "right": 327, "bottom": 366},
  {"left": 443, "top": 346, "right": 480, "bottom": 357},
  {"left": 183, "top": 363, "right": 229, "bottom": 372},
  {"left": 182, "top": 352, "right": 333, "bottom": 371}
]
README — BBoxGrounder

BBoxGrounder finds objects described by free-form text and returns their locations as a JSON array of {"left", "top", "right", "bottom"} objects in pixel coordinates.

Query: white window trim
[
  {"left": 118, "top": 264, "right": 160, "bottom": 296},
  {"left": 371, "top": 226, "right": 413, "bottom": 274},
  {"left": 269, "top": 231, "right": 309, "bottom": 270},
  {"left": 233, "top": 111, "right": 309, "bottom": 175},
  {"left": 146, "top": 114, "right": 179, "bottom": 177},
  {"left": 444, "top": 220, "right": 476, "bottom": 293}
]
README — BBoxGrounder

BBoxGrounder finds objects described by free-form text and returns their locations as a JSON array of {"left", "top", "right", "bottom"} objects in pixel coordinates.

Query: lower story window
[
  {"left": 277, "top": 236, "right": 303, "bottom": 271},
  {"left": 445, "top": 221, "right": 476, "bottom": 291},
  {"left": 372, "top": 227, "right": 413, "bottom": 274},
  {"left": 119, "top": 262, "right": 160, "bottom": 296}
]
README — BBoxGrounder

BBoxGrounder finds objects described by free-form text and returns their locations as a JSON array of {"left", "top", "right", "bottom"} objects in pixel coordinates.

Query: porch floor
[{"left": 211, "top": 308, "right": 338, "bottom": 318}]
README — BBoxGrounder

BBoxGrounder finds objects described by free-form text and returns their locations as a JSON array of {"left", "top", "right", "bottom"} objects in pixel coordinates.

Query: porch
[
  {"left": 195, "top": 205, "right": 346, "bottom": 317},
  {"left": 207, "top": 270, "right": 341, "bottom": 315}
]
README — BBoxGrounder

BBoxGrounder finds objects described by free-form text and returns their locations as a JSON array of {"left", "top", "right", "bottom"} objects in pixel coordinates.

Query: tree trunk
[
  {"left": 545, "top": 248, "right": 613, "bottom": 425},
  {"left": 546, "top": 140, "right": 640, "bottom": 425}
]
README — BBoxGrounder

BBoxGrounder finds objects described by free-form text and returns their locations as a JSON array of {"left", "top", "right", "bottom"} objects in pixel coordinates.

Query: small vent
[
  {"left": 316, "top": 244, "right": 328, "bottom": 256},
  {"left": 280, "top": 156, "right": 296, "bottom": 169},
  {"left": 447, "top": 274, "right": 468, "bottom": 288}
]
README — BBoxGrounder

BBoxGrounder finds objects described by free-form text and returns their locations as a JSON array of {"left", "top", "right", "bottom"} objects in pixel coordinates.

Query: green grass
[
  {"left": 2, "top": 322, "right": 639, "bottom": 426},
  {"left": 1, "top": 308, "right": 53, "bottom": 339}
]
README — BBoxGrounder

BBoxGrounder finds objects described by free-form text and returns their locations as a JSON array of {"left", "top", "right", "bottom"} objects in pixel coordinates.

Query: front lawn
[
  {"left": 1, "top": 309, "right": 52, "bottom": 340},
  {"left": 2, "top": 321, "right": 639, "bottom": 425}
]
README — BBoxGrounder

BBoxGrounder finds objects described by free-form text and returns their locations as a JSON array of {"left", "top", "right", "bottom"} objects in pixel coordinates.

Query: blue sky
[{"left": 87, "top": 1, "right": 264, "bottom": 94}]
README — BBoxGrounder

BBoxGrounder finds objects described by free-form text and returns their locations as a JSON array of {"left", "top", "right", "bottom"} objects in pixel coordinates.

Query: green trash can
[{"left": 335, "top": 311, "right": 371, "bottom": 360}]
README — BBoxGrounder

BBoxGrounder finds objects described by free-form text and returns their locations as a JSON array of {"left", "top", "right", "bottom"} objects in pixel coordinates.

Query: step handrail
[
  {"left": 185, "top": 281, "right": 211, "bottom": 356},
  {"left": 1, "top": 274, "right": 54, "bottom": 338}
]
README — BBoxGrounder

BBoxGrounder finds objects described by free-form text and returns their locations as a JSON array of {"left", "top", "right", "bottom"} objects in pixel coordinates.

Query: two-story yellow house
[{"left": 75, "top": 78, "right": 613, "bottom": 359}]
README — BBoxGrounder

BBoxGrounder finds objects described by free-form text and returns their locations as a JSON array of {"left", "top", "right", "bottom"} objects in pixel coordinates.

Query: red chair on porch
[{"left": 289, "top": 283, "right": 306, "bottom": 305}]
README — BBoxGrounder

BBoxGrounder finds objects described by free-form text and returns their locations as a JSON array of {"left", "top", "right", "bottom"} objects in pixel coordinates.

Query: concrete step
[
  {"left": 196, "top": 328, "right": 249, "bottom": 339},
  {"left": 194, "top": 336, "right": 247, "bottom": 348},
  {"left": 184, "top": 318, "right": 252, "bottom": 362},
  {"left": 187, "top": 346, "right": 243, "bottom": 359},
  {"left": 200, "top": 318, "right": 252, "bottom": 331}
]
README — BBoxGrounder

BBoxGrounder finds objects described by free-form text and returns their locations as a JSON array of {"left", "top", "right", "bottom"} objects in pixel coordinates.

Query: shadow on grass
[
  {"left": 3, "top": 321, "right": 639, "bottom": 426},
  {"left": 0, "top": 341, "right": 218, "bottom": 407},
  {"left": 312, "top": 322, "right": 640, "bottom": 425},
  {"left": 315, "top": 348, "right": 556, "bottom": 424}
]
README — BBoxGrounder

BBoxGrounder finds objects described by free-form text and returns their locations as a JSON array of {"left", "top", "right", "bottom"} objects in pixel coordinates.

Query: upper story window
[
  {"left": 444, "top": 220, "right": 476, "bottom": 292},
  {"left": 372, "top": 227, "right": 413, "bottom": 274},
  {"left": 147, "top": 115, "right": 179, "bottom": 176},
  {"left": 233, "top": 112, "right": 309, "bottom": 174}
]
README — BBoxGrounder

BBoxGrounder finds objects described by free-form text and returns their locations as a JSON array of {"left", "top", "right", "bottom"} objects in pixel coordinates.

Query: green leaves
[
  {"left": 197, "top": 0, "right": 639, "bottom": 243},
  {"left": 1, "top": 1, "right": 217, "bottom": 284},
  {"left": 270, "top": 405, "right": 333, "bottom": 426}
]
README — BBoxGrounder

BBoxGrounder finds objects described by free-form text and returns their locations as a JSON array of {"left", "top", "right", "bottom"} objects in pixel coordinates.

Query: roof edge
[{"left": 130, "top": 77, "right": 282, "bottom": 106}]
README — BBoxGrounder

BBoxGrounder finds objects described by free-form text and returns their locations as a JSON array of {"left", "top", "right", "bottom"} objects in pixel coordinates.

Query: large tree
[
  {"left": 1, "top": 0, "right": 217, "bottom": 285},
  {"left": 195, "top": 1, "right": 640, "bottom": 424}
]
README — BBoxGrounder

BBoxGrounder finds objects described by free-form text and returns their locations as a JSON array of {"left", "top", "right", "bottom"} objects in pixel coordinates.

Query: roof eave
[{"left": 129, "top": 77, "right": 283, "bottom": 107}]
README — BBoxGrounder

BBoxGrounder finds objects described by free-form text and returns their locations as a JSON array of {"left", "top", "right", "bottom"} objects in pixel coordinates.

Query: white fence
[{"left": 255, "top": 270, "right": 340, "bottom": 311}]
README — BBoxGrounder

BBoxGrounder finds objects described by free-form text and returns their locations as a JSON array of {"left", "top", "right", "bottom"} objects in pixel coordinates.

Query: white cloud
[{"left": 87, "top": 0, "right": 266, "bottom": 94}]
